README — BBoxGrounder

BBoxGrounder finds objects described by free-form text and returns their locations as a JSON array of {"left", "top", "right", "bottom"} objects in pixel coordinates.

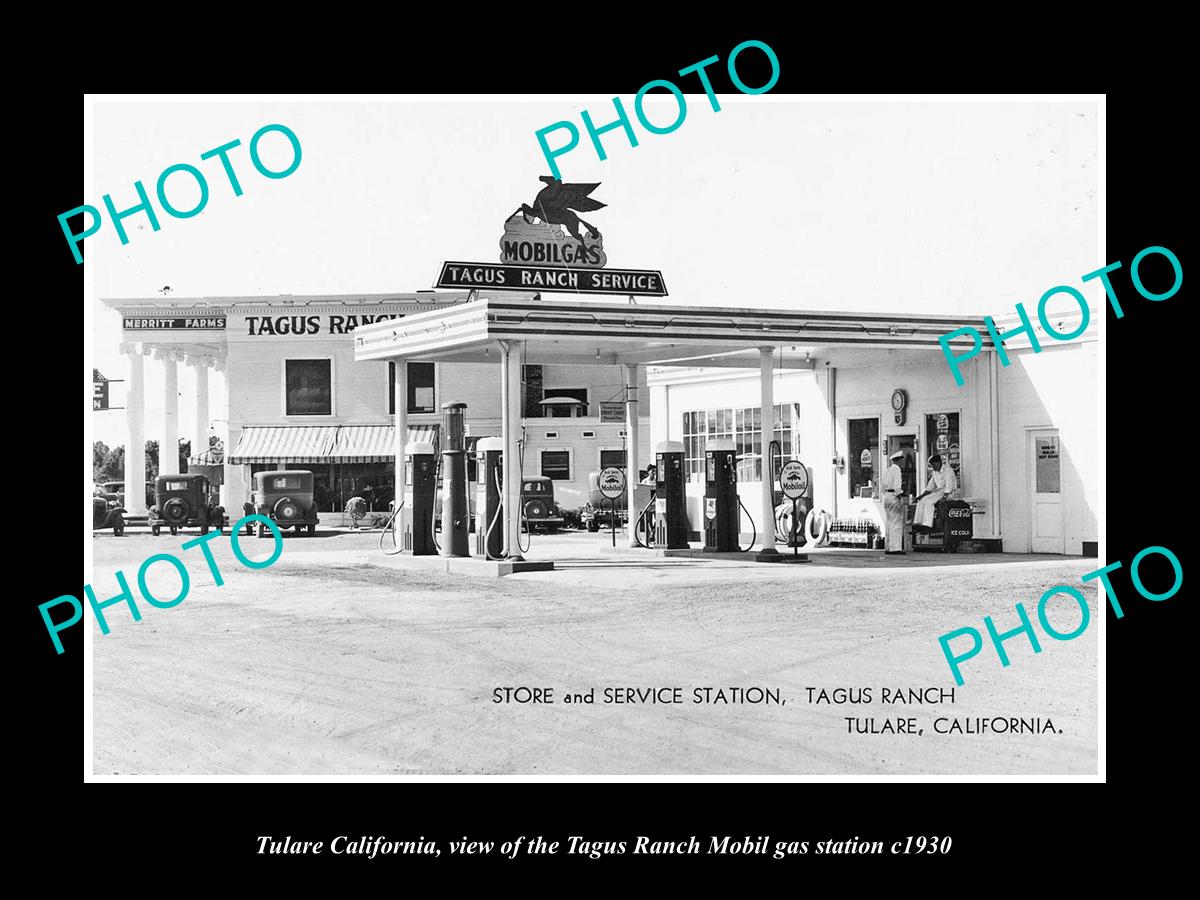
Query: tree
[
  {"left": 99, "top": 446, "right": 125, "bottom": 483},
  {"left": 145, "top": 440, "right": 159, "bottom": 480},
  {"left": 93, "top": 441, "right": 111, "bottom": 481},
  {"left": 179, "top": 439, "right": 191, "bottom": 473}
]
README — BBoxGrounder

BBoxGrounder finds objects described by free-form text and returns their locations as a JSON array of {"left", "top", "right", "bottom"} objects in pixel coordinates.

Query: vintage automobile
[
  {"left": 99, "top": 480, "right": 155, "bottom": 508},
  {"left": 92, "top": 494, "right": 126, "bottom": 536},
  {"left": 521, "top": 476, "right": 564, "bottom": 533},
  {"left": 251, "top": 469, "right": 320, "bottom": 536},
  {"left": 148, "top": 474, "right": 225, "bottom": 536}
]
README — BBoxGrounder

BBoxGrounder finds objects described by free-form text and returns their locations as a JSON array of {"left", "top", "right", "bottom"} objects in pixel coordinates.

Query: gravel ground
[{"left": 90, "top": 530, "right": 1098, "bottom": 775}]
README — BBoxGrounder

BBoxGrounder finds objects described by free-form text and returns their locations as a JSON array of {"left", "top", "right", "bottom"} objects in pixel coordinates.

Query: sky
[{"left": 89, "top": 97, "right": 1099, "bottom": 447}]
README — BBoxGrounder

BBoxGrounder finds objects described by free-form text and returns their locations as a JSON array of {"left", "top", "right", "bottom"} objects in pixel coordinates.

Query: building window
[
  {"left": 388, "top": 362, "right": 436, "bottom": 415},
  {"left": 522, "top": 364, "right": 543, "bottom": 418},
  {"left": 541, "top": 449, "right": 571, "bottom": 480},
  {"left": 847, "top": 418, "right": 879, "bottom": 498},
  {"left": 925, "top": 412, "right": 962, "bottom": 486},
  {"left": 285, "top": 359, "right": 332, "bottom": 416},
  {"left": 682, "top": 404, "right": 797, "bottom": 483},
  {"left": 600, "top": 449, "right": 626, "bottom": 469}
]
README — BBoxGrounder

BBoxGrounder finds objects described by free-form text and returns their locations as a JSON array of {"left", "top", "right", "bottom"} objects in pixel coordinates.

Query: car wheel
[
  {"left": 200, "top": 518, "right": 209, "bottom": 535},
  {"left": 170, "top": 525, "right": 178, "bottom": 535},
  {"left": 257, "top": 523, "right": 267, "bottom": 539},
  {"left": 113, "top": 515, "right": 125, "bottom": 537},
  {"left": 151, "top": 525, "right": 160, "bottom": 536},
  {"left": 308, "top": 523, "right": 317, "bottom": 535},
  {"left": 587, "top": 521, "right": 599, "bottom": 533}
]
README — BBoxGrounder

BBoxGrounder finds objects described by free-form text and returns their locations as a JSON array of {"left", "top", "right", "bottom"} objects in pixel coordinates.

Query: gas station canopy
[
  {"left": 352, "top": 296, "right": 988, "bottom": 367},
  {"left": 353, "top": 294, "right": 991, "bottom": 571}
]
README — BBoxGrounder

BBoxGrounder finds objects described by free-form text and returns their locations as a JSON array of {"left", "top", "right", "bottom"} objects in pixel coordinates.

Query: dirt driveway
[{"left": 90, "top": 530, "right": 1098, "bottom": 775}]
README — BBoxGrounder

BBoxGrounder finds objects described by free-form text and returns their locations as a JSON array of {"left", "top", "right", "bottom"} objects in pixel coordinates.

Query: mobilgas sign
[
  {"left": 598, "top": 466, "right": 626, "bottom": 499},
  {"left": 779, "top": 461, "right": 809, "bottom": 500},
  {"left": 437, "top": 262, "right": 667, "bottom": 297},
  {"left": 438, "top": 176, "right": 666, "bottom": 296}
]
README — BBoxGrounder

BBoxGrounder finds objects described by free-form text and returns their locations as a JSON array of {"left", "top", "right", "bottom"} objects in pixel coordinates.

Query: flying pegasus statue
[{"left": 509, "top": 176, "right": 605, "bottom": 249}]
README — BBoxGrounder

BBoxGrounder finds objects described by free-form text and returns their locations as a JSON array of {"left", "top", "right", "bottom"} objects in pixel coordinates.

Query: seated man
[{"left": 913, "top": 454, "right": 957, "bottom": 533}]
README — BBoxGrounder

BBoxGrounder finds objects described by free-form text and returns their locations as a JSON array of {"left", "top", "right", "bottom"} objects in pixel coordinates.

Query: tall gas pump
[
  {"left": 654, "top": 441, "right": 688, "bottom": 549},
  {"left": 439, "top": 401, "right": 470, "bottom": 558},
  {"left": 475, "top": 437, "right": 504, "bottom": 559},
  {"left": 703, "top": 439, "right": 740, "bottom": 552},
  {"left": 405, "top": 441, "right": 437, "bottom": 555}
]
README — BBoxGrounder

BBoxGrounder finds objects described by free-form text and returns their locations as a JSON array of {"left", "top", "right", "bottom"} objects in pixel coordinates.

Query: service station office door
[{"left": 1029, "top": 429, "right": 1064, "bottom": 553}]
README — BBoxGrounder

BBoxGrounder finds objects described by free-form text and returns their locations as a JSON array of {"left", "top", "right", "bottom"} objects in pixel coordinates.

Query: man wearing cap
[
  {"left": 914, "top": 454, "right": 958, "bottom": 532},
  {"left": 883, "top": 450, "right": 907, "bottom": 554}
]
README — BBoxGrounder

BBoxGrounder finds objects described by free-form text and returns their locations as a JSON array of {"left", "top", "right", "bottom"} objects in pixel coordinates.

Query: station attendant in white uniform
[
  {"left": 882, "top": 450, "right": 907, "bottom": 554},
  {"left": 913, "top": 454, "right": 957, "bottom": 530}
]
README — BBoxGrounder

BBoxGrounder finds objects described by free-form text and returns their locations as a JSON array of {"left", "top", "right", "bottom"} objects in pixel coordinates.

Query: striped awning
[
  {"left": 228, "top": 425, "right": 439, "bottom": 464},
  {"left": 228, "top": 426, "right": 338, "bottom": 464},
  {"left": 333, "top": 425, "right": 394, "bottom": 463},
  {"left": 188, "top": 447, "right": 224, "bottom": 466}
]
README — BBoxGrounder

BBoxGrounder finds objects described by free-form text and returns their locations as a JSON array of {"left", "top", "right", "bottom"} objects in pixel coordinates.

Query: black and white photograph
[{"left": 77, "top": 90, "right": 1111, "bottom": 780}]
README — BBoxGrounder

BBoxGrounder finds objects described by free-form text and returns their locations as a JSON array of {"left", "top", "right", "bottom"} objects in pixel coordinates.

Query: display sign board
[
  {"left": 93, "top": 379, "right": 109, "bottom": 411},
  {"left": 779, "top": 461, "right": 810, "bottom": 500},
  {"left": 599, "top": 402, "right": 624, "bottom": 423},
  {"left": 122, "top": 316, "right": 227, "bottom": 330},
  {"left": 598, "top": 466, "right": 626, "bottom": 500},
  {"left": 436, "top": 262, "right": 667, "bottom": 297}
]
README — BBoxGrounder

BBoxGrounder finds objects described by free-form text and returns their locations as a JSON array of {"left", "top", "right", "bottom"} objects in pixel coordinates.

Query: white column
[
  {"left": 121, "top": 342, "right": 147, "bottom": 516},
  {"left": 393, "top": 359, "right": 408, "bottom": 527},
  {"left": 157, "top": 348, "right": 181, "bottom": 476},
  {"left": 623, "top": 363, "right": 640, "bottom": 545},
  {"left": 213, "top": 358, "right": 238, "bottom": 509},
  {"left": 192, "top": 356, "right": 210, "bottom": 459},
  {"left": 757, "top": 347, "right": 780, "bottom": 557},
  {"left": 501, "top": 342, "right": 523, "bottom": 560}
]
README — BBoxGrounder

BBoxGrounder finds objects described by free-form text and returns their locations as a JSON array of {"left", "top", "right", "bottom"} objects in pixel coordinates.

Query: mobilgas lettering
[{"left": 57, "top": 124, "right": 302, "bottom": 264}]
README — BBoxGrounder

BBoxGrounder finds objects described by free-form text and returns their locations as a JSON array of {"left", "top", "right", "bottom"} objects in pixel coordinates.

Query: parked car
[
  {"left": 92, "top": 494, "right": 126, "bottom": 536},
  {"left": 251, "top": 469, "right": 319, "bottom": 536},
  {"left": 98, "top": 480, "right": 155, "bottom": 508},
  {"left": 148, "top": 474, "right": 225, "bottom": 536},
  {"left": 521, "top": 476, "right": 564, "bottom": 533}
]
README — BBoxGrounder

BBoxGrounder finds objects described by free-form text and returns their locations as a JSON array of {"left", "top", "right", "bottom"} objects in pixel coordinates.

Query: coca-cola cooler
[{"left": 942, "top": 499, "right": 973, "bottom": 545}]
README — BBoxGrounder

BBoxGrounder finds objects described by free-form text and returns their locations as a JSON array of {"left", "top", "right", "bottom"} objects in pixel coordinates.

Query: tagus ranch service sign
[{"left": 435, "top": 177, "right": 667, "bottom": 297}]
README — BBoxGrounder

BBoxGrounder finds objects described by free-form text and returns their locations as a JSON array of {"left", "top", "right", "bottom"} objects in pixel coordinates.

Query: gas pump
[
  {"left": 405, "top": 441, "right": 437, "bottom": 555},
  {"left": 703, "top": 439, "right": 740, "bottom": 552},
  {"left": 440, "top": 402, "right": 470, "bottom": 558},
  {"left": 475, "top": 437, "right": 504, "bottom": 559},
  {"left": 654, "top": 441, "right": 688, "bottom": 549}
]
